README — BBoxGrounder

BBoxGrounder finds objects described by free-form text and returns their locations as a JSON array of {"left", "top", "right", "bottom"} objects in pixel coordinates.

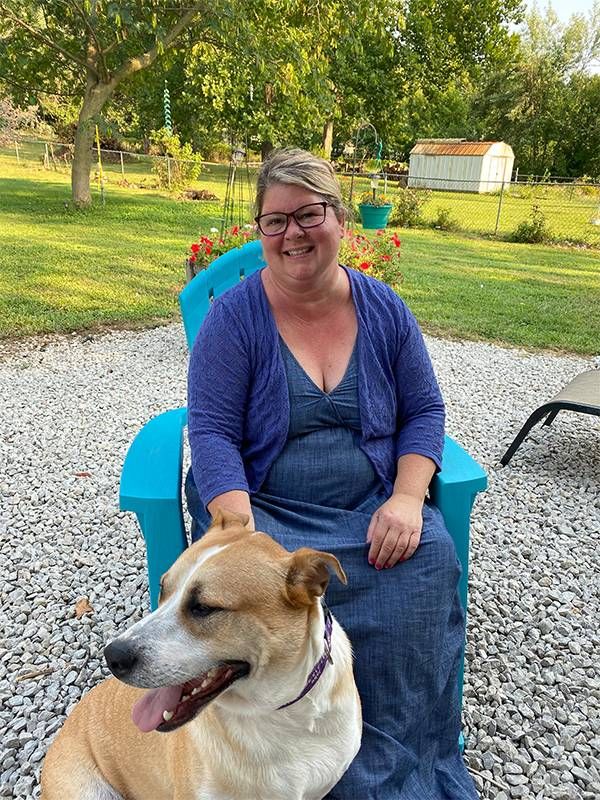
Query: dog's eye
[{"left": 188, "top": 601, "right": 219, "bottom": 619}]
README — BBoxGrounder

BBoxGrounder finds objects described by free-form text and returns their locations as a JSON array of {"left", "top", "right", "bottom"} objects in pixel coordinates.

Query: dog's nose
[{"left": 104, "top": 639, "right": 138, "bottom": 678}]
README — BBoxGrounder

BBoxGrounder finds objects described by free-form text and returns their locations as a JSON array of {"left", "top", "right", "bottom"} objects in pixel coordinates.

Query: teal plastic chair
[{"left": 119, "top": 239, "right": 487, "bottom": 721}]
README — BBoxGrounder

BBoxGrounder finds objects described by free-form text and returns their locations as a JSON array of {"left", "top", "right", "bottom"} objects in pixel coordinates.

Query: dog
[{"left": 41, "top": 509, "right": 361, "bottom": 799}]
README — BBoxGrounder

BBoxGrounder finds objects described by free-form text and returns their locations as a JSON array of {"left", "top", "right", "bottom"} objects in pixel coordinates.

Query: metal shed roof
[{"left": 410, "top": 140, "right": 498, "bottom": 156}]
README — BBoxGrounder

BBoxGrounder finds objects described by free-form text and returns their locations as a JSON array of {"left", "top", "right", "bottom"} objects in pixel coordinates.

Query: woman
[{"left": 185, "top": 148, "right": 478, "bottom": 799}]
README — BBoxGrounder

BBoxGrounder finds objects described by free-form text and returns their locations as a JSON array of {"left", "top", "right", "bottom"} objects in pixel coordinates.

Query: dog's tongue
[{"left": 131, "top": 685, "right": 182, "bottom": 732}]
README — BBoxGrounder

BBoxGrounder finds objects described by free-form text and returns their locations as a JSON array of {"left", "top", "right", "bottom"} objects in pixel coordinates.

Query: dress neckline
[{"left": 278, "top": 335, "right": 357, "bottom": 397}]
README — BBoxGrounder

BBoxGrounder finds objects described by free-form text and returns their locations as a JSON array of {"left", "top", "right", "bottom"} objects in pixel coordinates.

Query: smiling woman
[{"left": 184, "top": 147, "right": 479, "bottom": 799}]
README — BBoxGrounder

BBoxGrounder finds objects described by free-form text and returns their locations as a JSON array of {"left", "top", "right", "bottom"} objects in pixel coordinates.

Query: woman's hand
[{"left": 366, "top": 493, "right": 424, "bottom": 569}]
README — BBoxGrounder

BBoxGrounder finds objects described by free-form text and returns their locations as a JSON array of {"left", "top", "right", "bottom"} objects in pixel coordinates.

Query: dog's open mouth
[{"left": 131, "top": 661, "right": 250, "bottom": 733}]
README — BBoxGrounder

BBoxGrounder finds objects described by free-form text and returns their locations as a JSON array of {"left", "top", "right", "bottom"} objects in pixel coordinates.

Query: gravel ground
[{"left": 1, "top": 323, "right": 599, "bottom": 800}]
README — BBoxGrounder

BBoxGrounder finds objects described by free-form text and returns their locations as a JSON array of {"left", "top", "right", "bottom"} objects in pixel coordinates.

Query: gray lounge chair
[{"left": 501, "top": 369, "right": 600, "bottom": 465}]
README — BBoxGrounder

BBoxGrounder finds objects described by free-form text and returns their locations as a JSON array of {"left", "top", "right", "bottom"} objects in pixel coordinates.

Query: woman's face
[{"left": 258, "top": 183, "right": 344, "bottom": 287}]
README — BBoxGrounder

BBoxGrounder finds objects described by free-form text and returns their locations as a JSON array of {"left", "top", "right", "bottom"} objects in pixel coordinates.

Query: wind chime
[
  {"left": 221, "top": 146, "right": 253, "bottom": 237},
  {"left": 163, "top": 81, "right": 173, "bottom": 133}
]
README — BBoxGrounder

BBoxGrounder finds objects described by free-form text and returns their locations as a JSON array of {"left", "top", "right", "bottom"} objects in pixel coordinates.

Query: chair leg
[
  {"left": 500, "top": 404, "right": 554, "bottom": 466},
  {"left": 543, "top": 409, "right": 560, "bottom": 427}
]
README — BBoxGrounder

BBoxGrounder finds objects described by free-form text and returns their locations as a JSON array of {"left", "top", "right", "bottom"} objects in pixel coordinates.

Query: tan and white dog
[{"left": 41, "top": 510, "right": 361, "bottom": 800}]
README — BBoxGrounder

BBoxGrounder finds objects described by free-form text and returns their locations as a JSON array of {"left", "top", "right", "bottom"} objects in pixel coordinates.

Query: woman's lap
[{"left": 185, "top": 475, "right": 477, "bottom": 799}]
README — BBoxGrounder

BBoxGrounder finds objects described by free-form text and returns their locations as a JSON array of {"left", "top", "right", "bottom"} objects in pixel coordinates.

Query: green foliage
[
  {"left": 431, "top": 207, "right": 458, "bottom": 232},
  {"left": 358, "top": 191, "right": 391, "bottom": 207},
  {"left": 149, "top": 128, "right": 202, "bottom": 191},
  {"left": 388, "top": 188, "right": 431, "bottom": 227},
  {"left": 471, "top": 5, "right": 600, "bottom": 177},
  {"left": 510, "top": 205, "right": 552, "bottom": 244}
]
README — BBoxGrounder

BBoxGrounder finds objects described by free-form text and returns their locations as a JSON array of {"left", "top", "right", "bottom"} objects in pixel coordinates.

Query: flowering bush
[
  {"left": 186, "top": 224, "right": 402, "bottom": 291},
  {"left": 339, "top": 228, "right": 403, "bottom": 289},
  {"left": 186, "top": 224, "right": 257, "bottom": 277}
]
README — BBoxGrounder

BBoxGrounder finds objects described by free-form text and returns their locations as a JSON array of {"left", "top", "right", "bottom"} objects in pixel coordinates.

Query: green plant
[
  {"left": 432, "top": 207, "right": 458, "bottom": 231},
  {"left": 511, "top": 205, "right": 552, "bottom": 244},
  {"left": 358, "top": 190, "right": 391, "bottom": 207},
  {"left": 150, "top": 128, "right": 202, "bottom": 192},
  {"left": 339, "top": 228, "right": 403, "bottom": 289},
  {"left": 388, "top": 188, "right": 431, "bottom": 227}
]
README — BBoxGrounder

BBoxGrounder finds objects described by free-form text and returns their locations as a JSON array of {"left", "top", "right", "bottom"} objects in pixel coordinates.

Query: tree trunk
[
  {"left": 322, "top": 119, "right": 334, "bottom": 159},
  {"left": 71, "top": 84, "right": 112, "bottom": 207},
  {"left": 261, "top": 141, "right": 274, "bottom": 160}
]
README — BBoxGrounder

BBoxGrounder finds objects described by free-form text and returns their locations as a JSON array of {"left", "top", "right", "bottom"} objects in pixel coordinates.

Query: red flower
[
  {"left": 190, "top": 243, "right": 200, "bottom": 254},
  {"left": 359, "top": 261, "right": 371, "bottom": 271},
  {"left": 205, "top": 245, "right": 213, "bottom": 255},
  {"left": 382, "top": 254, "right": 391, "bottom": 261},
  {"left": 391, "top": 234, "right": 401, "bottom": 248},
  {"left": 231, "top": 225, "right": 239, "bottom": 235},
  {"left": 189, "top": 254, "right": 197, "bottom": 263}
]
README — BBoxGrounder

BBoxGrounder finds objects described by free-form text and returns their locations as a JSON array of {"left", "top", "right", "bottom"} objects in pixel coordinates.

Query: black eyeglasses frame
[{"left": 254, "top": 201, "right": 331, "bottom": 236}]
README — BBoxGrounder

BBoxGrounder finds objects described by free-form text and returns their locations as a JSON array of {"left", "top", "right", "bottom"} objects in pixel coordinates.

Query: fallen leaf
[
  {"left": 75, "top": 597, "right": 94, "bottom": 619},
  {"left": 74, "top": 471, "right": 92, "bottom": 478}
]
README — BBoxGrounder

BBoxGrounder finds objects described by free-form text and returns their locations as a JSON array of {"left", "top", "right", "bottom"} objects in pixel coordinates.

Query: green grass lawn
[{"left": 1, "top": 156, "right": 599, "bottom": 354}]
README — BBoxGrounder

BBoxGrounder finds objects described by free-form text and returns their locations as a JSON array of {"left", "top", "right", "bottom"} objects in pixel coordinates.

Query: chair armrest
[
  {"left": 430, "top": 434, "right": 487, "bottom": 613},
  {"left": 120, "top": 407, "right": 189, "bottom": 609}
]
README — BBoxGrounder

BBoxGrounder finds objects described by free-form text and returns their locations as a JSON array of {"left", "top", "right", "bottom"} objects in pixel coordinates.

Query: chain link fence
[{"left": 3, "top": 138, "right": 599, "bottom": 247}]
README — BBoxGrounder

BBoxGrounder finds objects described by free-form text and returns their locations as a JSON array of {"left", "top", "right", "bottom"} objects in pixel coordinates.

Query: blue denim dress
[{"left": 187, "top": 339, "right": 478, "bottom": 800}]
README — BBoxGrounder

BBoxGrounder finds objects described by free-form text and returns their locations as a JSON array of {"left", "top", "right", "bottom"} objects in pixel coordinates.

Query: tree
[
  {"left": 0, "top": 1, "right": 210, "bottom": 206},
  {"left": 471, "top": 3, "right": 600, "bottom": 176}
]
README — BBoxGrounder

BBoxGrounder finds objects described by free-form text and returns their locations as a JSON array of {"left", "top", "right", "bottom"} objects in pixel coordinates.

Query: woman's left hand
[{"left": 366, "top": 493, "right": 424, "bottom": 569}]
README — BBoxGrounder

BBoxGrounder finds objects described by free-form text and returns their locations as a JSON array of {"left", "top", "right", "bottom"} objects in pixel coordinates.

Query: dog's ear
[
  {"left": 210, "top": 508, "right": 250, "bottom": 531},
  {"left": 284, "top": 548, "right": 347, "bottom": 607}
]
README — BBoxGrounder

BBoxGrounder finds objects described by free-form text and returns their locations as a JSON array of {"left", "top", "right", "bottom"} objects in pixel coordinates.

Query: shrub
[
  {"left": 510, "top": 205, "right": 552, "bottom": 244},
  {"left": 150, "top": 128, "right": 202, "bottom": 191},
  {"left": 388, "top": 188, "right": 430, "bottom": 227},
  {"left": 431, "top": 207, "right": 458, "bottom": 232}
]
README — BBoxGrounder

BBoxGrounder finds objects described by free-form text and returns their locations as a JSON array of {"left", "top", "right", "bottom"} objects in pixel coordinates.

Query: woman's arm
[
  {"left": 188, "top": 301, "right": 251, "bottom": 507},
  {"left": 392, "top": 302, "right": 445, "bottom": 471},
  {"left": 367, "top": 453, "right": 436, "bottom": 569}
]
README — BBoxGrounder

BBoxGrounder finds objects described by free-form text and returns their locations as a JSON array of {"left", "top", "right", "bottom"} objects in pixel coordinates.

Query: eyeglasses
[{"left": 255, "top": 201, "right": 330, "bottom": 236}]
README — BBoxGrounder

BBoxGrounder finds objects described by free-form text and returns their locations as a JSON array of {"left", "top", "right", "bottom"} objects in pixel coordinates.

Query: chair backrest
[{"left": 179, "top": 239, "right": 266, "bottom": 349}]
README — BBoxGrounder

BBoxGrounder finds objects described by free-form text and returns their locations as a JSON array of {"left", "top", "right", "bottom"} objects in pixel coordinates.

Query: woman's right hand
[{"left": 207, "top": 490, "right": 254, "bottom": 530}]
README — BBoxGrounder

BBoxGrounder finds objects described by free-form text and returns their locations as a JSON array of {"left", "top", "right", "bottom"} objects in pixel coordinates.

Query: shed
[{"left": 408, "top": 139, "right": 514, "bottom": 193}]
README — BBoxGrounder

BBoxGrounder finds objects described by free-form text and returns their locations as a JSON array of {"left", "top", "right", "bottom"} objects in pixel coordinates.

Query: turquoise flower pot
[{"left": 358, "top": 203, "right": 393, "bottom": 229}]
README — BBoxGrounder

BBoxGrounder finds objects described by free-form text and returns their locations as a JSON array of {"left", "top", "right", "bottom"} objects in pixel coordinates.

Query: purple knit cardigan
[{"left": 188, "top": 267, "right": 445, "bottom": 507}]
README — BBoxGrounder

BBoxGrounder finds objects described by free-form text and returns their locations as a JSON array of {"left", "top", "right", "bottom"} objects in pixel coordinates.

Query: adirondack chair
[{"left": 119, "top": 239, "right": 487, "bottom": 725}]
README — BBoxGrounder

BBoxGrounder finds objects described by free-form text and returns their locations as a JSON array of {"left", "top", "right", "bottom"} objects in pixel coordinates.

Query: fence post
[
  {"left": 494, "top": 181, "right": 505, "bottom": 236},
  {"left": 166, "top": 156, "right": 172, "bottom": 189},
  {"left": 120, "top": 150, "right": 125, "bottom": 178},
  {"left": 14, "top": 141, "right": 20, "bottom": 164},
  {"left": 44, "top": 143, "right": 50, "bottom": 169}
]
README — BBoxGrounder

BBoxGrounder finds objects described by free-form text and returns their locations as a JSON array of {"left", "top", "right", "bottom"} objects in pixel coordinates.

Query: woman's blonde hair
[{"left": 255, "top": 147, "right": 345, "bottom": 221}]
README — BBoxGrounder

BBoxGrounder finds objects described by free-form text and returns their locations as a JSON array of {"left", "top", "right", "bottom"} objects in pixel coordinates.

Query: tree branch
[
  {"left": 0, "top": 72, "right": 81, "bottom": 99},
  {"left": 109, "top": 2, "right": 205, "bottom": 88},
  {"left": 0, "top": 1, "right": 98, "bottom": 77},
  {"left": 63, "top": 0, "right": 110, "bottom": 80}
]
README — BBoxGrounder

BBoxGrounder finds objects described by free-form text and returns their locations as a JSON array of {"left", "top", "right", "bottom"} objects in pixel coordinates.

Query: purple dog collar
[{"left": 277, "top": 604, "right": 334, "bottom": 710}]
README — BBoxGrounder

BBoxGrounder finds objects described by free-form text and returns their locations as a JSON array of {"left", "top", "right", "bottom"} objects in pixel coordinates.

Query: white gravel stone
[{"left": 1, "top": 323, "right": 598, "bottom": 799}]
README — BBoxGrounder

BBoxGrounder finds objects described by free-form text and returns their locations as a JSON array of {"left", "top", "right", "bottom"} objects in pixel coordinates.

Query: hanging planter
[{"left": 358, "top": 202, "right": 394, "bottom": 229}]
